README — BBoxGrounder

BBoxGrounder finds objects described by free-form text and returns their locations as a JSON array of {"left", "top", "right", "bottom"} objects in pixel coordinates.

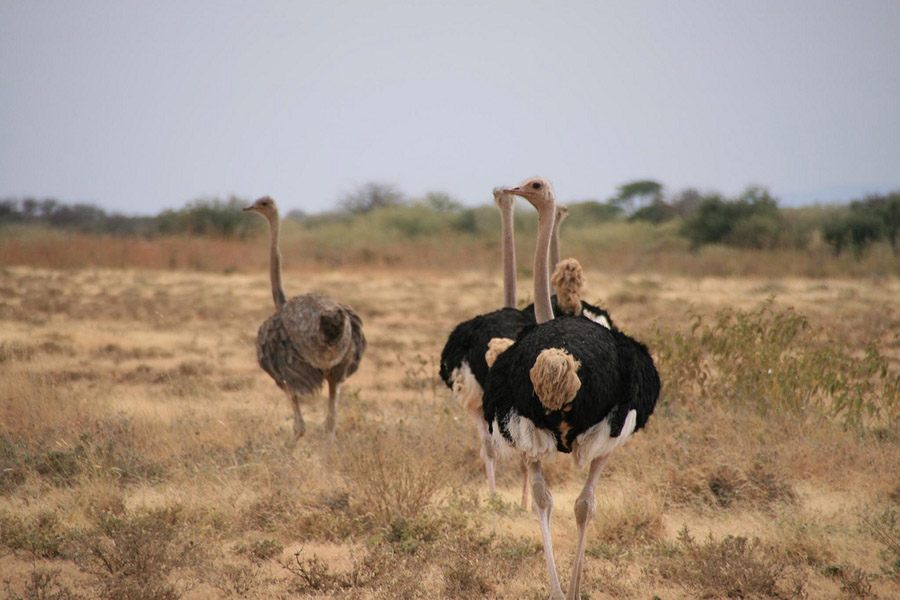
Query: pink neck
[
  {"left": 500, "top": 202, "right": 517, "bottom": 308},
  {"left": 267, "top": 213, "right": 287, "bottom": 309},
  {"left": 533, "top": 202, "right": 555, "bottom": 324}
]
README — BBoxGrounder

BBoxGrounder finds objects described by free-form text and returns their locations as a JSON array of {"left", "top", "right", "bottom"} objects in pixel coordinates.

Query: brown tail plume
[
  {"left": 551, "top": 258, "right": 583, "bottom": 316},
  {"left": 529, "top": 347, "right": 581, "bottom": 410},
  {"left": 485, "top": 337, "right": 515, "bottom": 368}
]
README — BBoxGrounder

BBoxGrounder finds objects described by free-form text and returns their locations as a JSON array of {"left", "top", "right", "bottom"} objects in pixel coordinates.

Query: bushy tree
[
  {"left": 156, "top": 196, "right": 257, "bottom": 238},
  {"left": 420, "top": 191, "right": 463, "bottom": 213},
  {"left": 631, "top": 198, "right": 677, "bottom": 224},
  {"left": 821, "top": 193, "right": 898, "bottom": 257},
  {"left": 567, "top": 200, "right": 622, "bottom": 224},
  {"left": 610, "top": 179, "right": 663, "bottom": 213},
  {"left": 338, "top": 183, "right": 405, "bottom": 214},
  {"left": 680, "top": 186, "right": 784, "bottom": 249}
]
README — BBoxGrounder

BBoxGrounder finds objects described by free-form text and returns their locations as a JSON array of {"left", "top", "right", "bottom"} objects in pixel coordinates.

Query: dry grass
[
  {"left": 2, "top": 224, "right": 898, "bottom": 278},
  {"left": 0, "top": 265, "right": 898, "bottom": 598}
]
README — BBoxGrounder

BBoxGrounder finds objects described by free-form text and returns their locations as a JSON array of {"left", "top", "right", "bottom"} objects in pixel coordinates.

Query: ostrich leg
[
  {"left": 529, "top": 460, "right": 564, "bottom": 600},
  {"left": 520, "top": 454, "right": 530, "bottom": 510},
  {"left": 566, "top": 454, "right": 610, "bottom": 600},
  {"left": 473, "top": 416, "right": 497, "bottom": 493},
  {"left": 325, "top": 379, "right": 340, "bottom": 438},
  {"left": 288, "top": 392, "right": 306, "bottom": 440}
]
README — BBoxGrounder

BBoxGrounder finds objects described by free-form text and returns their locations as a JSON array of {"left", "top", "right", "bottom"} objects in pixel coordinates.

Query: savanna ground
[{"left": 1, "top": 260, "right": 898, "bottom": 599}]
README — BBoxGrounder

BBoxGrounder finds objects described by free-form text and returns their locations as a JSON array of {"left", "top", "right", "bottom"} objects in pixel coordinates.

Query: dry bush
[
  {"left": 774, "top": 515, "right": 836, "bottom": 568},
  {"left": 0, "top": 510, "right": 74, "bottom": 559},
  {"left": 207, "top": 562, "right": 267, "bottom": 598},
  {"left": 0, "top": 375, "right": 97, "bottom": 448},
  {"left": 0, "top": 413, "right": 165, "bottom": 491},
  {"left": 2, "top": 568, "right": 85, "bottom": 600},
  {"left": 706, "top": 462, "right": 797, "bottom": 509},
  {"left": 591, "top": 494, "right": 665, "bottom": 549},
  {"left": 862, "top": 508, "right": 900, "bottom": 578},
  {"left": 240, "top": 490, "right": 298, "bottom": 533},
  {"left": 653, "top": 528, "right": 807, "bottom": 599},
  {"left": 281, "top": 547, "right": 386, "bottom": 594},
  {"left": 232, "top": 538, "right": 283, "bottom": 562},
  {"left": 654, "top": 430, "right": 797, "bottom": 512},
  {"left": 824, "top": 565, "right": 876, "bottom": 599},
  {"left": 337, "top": 425, "right": 447, "bottom": 528},
  {"left": 590, "top": 560, "right": 634, "bottom": 599},
  {"left": 73, "top": 505, "right": 198, "bottom": 600},
  {"left": 442, "top": 548, "right": 493, "bottom": 599}
]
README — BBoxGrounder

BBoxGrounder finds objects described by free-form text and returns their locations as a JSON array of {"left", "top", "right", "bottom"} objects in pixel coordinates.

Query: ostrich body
[
  {"left": 483, "top": 178, "right": 659, "bottom": 600},
  {"left": 245, "top": 197, "right": 366, "bottom": 439},
  {"left": 439, "top": 189, "right": 532, "bottom": 497}
]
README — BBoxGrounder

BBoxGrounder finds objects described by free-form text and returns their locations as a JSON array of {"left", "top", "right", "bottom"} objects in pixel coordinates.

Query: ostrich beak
[{"left": 242, "top": 206, "right": 254, "bottom": 211}]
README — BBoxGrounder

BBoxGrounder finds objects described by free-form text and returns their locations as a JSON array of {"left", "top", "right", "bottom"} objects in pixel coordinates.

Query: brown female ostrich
[{"left": 244, "top": 196, "right": 365, "bottom": 440}]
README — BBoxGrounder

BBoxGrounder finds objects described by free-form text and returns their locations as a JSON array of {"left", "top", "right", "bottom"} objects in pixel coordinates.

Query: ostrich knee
[
  {"left": 531, "top": 476, "right": 553, "bottom": 514},
  {"left": 574, "top": 492, "right": 595, "bottom": 528},
  {"left": 480, "top": 436, "right": 496, "bottom": 461}
]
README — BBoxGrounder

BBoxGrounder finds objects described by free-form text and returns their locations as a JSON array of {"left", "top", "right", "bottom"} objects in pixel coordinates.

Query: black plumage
[
  {"left": 522, "top": 295, "right": 615, "bottom": 329},
  {"left": 439, "top": 307, "right": 532, "bottom": 391},
  {"left": 484, "top": 315, "right": 659, "bottom": 453}
]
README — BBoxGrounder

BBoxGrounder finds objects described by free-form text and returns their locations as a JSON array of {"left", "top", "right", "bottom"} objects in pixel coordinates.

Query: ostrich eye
[{"left": 531, "top": 182, "right": 543, "bottom": 190}]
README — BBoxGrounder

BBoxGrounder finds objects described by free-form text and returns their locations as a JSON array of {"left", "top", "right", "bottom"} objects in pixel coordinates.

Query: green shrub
[
  {"left": 681, "top": 186, "right": 785, "bottom": 249},
  {"left": 654, "top": 301, "right": 899, "bottom": 426}
]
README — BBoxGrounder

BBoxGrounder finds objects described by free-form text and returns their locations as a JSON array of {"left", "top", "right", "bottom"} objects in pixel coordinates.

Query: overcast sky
[{"left": 2, "top": 1, "right": 899, "bottom": 214}]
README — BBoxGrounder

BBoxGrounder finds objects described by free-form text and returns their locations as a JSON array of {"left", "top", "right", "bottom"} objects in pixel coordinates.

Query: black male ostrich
[
  {"left": 439, "top": 189, "right": 532, "bottom": 498},
  {"left": 483, "top": 177, "right": 660, "bottom": 600}
]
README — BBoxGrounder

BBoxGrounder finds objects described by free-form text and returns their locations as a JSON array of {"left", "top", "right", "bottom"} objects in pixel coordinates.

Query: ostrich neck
[
  {"left": 533, "top": 203, "right": 555, "bottom": 324},
  {"left": 550, "top": 217, "right": 562, "bottom": 278},
  {"left": 267, "top": 214, "right": 287, "bottom": 310},
  {"left": 500, "top": 203, "right": 517, "bottom": 308}
]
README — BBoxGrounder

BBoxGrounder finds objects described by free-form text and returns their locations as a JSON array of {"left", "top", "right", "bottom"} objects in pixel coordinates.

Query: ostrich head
[
  {"left": 556, "top": 204, "right": 570, "bottom": 224},
  {"left": 493, "top": 187, "right": 515, "bottom": 211},
  {"left": 501, "top": 177, "right": 554, "bottom": 213},
  {"left": 243, "top": 196, "right": 279, "bottom": 220}
]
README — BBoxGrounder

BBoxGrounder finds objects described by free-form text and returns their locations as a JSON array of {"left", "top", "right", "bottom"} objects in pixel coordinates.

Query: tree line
[{"left": 2, "top": 181, "right": 897, "bottom": 257}]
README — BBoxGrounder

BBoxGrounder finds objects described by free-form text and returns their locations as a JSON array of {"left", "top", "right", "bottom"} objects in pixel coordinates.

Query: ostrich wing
[
  {"left": 329, "top": 304, "right": 366, "bottom": 382},
  {"left": 256, "top": 312, "right": 325, "bottom": 396}
]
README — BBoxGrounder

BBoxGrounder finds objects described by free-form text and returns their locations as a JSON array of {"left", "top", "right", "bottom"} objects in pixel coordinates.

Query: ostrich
[
  {"left": 524, "top": 205, "right": 614, "bottom": 329},
  {"left": 244, "top": 196, "right": 366, "bottom": 440},
  {"left": 439, "top": 188, "right": 533, "bottom": 500},
  {"left": 483, "top": 178, "right": 660, "bottom": 600}
]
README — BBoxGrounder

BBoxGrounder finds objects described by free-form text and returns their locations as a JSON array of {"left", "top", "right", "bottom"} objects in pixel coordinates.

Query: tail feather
[
  {"left": 319, "top": 309, "right": 346, "bottom": 343},
  {"left": 529, "top": 347, "right": 581, "bottom": 410},
  {"left": 485, "top": 337, "right": 515, "bottom": 369},
  {"left": 551, "top": 258, "right": 583, "bottom": 316}
]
